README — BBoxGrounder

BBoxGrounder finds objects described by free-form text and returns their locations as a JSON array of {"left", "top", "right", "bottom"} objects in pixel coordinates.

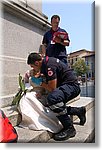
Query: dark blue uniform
[
  {"left": 27, "top": 52, "right": 86, "bottom": 140},
  {"left": 41, "top": 57, "right": 81, "bottom": 116},
  {"left": 42, "top": 27, "right": 70, "bottom": 64}
]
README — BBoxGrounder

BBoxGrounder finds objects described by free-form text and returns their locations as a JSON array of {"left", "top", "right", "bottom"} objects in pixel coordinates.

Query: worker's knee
[{"left": 47, "top": 88, "right": 64, "bottom": 106}]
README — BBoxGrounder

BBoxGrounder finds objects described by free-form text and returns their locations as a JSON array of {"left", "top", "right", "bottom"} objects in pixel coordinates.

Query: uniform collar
[
  {"left": 40, "top": 56, "right": 49, "bottom": 74},
  {"left": 51, "top": 27, "right": 60, "bottom": 34}
]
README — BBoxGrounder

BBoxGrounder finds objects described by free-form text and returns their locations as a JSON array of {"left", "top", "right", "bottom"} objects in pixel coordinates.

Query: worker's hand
[
  {"left": 35, "top": 92, "right": 42, "bottom": 99},
  {"left": 31, "top": 76, "right": 43, "bottom": 86},
  {"left": 53, "top": 36, "right": 62, "bottom": 43}
]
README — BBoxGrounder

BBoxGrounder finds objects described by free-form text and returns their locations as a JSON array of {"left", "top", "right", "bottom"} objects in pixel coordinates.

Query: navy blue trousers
[{"left": 47, "top": 83, "right": 81, "bottom": 114}]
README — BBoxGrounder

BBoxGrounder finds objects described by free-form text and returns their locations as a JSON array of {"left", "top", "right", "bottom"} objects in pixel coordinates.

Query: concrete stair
[
  {"left": 1, "top": 105, "right": 22, "bottom": 126},
  {"left": 0, "top": 94, "right": 80, "bottom": 127},
  {"left": 14, "top": 127, "right": 52, "bottom": 143},
  {"left": 48, "top": 107, "right": 95, "bottom": 143},
  {"left": 0, "top": 94, "right": 15, "bottom": 108},
  {"left": 1, "top": 96, "right": 95, "bottom": 143}
]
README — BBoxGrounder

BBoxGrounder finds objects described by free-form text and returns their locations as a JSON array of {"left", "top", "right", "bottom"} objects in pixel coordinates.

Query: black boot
[
  {"left": 67, "top": 106, "right": 86, "bottom": 125},
  {"left": 54, "top": 114, "right": 76, "bottom": 141}
]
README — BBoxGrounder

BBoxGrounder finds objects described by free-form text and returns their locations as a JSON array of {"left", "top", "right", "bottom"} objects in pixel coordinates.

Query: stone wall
[{"left": 0, "top": 0, "right": 50, "bottom": 104}]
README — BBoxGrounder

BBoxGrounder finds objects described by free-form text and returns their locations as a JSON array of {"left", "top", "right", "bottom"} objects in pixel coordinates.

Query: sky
[{"left": 42, "top": 0, "right": 94, "bottom": 54}]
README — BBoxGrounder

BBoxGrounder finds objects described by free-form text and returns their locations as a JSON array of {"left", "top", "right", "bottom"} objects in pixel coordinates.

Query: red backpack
[{"left": 0, "top": 109, "right": 18, "bottom": 143}]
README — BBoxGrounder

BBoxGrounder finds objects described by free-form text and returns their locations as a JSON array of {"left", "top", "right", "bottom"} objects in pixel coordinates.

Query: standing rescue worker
[
  {"left": 41, "top": 15, "right": 70, "bottom": 64},
  {"left": 27, "top": 53, "right": 86, "bottom": 141}
]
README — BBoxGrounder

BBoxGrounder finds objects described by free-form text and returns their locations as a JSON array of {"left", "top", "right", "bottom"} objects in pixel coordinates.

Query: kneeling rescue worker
[{"left": 27, "top": 52, "right": 86, "bottom": 141}]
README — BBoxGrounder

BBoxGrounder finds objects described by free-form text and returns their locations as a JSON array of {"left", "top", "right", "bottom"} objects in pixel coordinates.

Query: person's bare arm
[
  {"left": 41, "top": 44, "right": 47, "bottom": 56},
  {"left": 41, "top": 79, "right": 57, "bottom": 92},
  {"left": 54, "top": 36, "right": 70, "bottom": 46}
]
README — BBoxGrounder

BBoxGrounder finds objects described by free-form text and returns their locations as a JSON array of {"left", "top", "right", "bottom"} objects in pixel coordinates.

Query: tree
[{"left": 72, "top": 58, "right": 89, "bottom": 76}]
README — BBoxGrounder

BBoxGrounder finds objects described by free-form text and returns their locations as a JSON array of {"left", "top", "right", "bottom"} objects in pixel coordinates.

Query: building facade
[
  {"left": 68, "top": 49, "right": 95, "bottom": 79},
  {"left": 0, "top": 0, "right": 51, "bottom": 107},
  {"left": 82, "top": 53, "right": 95, "bottom": 79}
]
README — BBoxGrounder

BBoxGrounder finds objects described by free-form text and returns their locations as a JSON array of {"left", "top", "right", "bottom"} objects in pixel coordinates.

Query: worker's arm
[
  {"left": 41, "top": 79, "right": 57, "bottom": 92},
  {"left": 61, "top": 39, "right": 70, "bottom": 46},
  {"left": 54, "top": 36, "right": 70, "bottom": 46},
  {"left": 41, "top": 44, "right": 46, "bottom": 56}
]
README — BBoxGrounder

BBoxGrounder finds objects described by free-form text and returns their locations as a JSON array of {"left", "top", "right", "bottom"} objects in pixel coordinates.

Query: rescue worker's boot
[
  {"left": 67, "top": 106, "right": 86, "bottom": 125},
  {"left": 54, "top": 114, "right": 76, "bottom": 141}
]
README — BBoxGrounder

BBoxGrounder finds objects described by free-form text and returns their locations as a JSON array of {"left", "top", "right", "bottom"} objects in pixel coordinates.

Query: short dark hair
[
  {"left": 27, "top": 53, "right": 42, "bottom": 65},
  {"left": 51, "top": 15, "right": 60, "bottom": 22}
]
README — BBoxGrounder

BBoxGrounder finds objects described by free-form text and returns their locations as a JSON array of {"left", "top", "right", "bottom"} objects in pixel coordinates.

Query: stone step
[
  {"left": 67, "top": 97, "right": 94, "bottom": 122},
  {"left": 15, "top": 127, "right": 52, "bottom": 143},
  {"left": 0, "top": 94, "right": 15, "bottom": 108},
  {"left": 0, "top": 94, "right": 80, "bottom": 126},
  {"left": 68, "top": 97, "right": 94, "bottom": 110},
  {"left": 0, "top": 92, "right": 80, "bottom": 108},
  {"left": 15, "top": 106, "right": 95, "bottom": 143},
  {"left": 1, "top": 97, "right": 94, "bottom": 127},
  {"left": 1, "top": 105, "right": 22, "bottom": 126},
  {"left": 1, "top": 97, "right": 94, "bottom": 143},
  {"left": 48, "top": 106, "right": 95, "bottom": 143}
]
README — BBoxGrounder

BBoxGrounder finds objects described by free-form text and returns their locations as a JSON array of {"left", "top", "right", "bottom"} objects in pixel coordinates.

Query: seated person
[{"left": 19, "top": 69, "right": 63, "bottom": 133}]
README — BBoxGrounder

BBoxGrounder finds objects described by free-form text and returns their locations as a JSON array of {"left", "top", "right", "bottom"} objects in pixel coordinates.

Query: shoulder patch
[
  {"left": 48, "top": 70, "right": 53, "bottom": 76},
  {"left": 48, "top": 68, "right": 51, "bottom": 70},
  {"left": 57, "top": 59, "right": 59, "bottom": 63}
]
